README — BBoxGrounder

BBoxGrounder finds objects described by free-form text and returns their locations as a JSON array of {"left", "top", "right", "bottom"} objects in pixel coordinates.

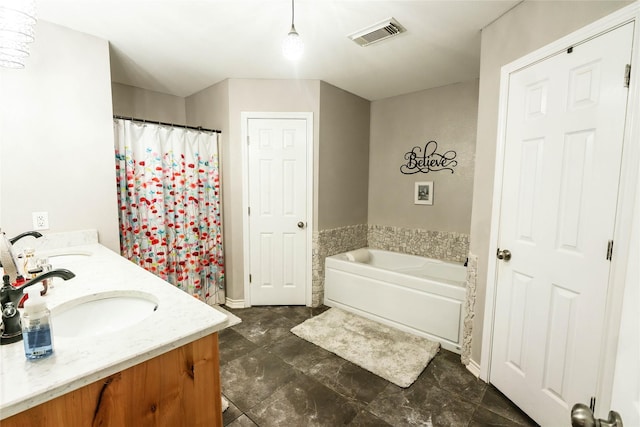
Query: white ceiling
[{"left": 35, "top": 0, "right": 520, "bottom": 101}]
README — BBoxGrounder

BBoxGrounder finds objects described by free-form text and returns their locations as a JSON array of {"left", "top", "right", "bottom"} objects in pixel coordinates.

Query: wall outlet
[{"left": 32, "top": 212, "right": 49, "bottom": 230}]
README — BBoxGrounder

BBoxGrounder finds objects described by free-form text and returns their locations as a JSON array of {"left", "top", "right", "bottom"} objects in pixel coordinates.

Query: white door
[
  {"left": 491, "top": 23, "right": 633, "bottom": 426},
  {"left": 247, "top": 117, "right": 309, "bottom": 305}
]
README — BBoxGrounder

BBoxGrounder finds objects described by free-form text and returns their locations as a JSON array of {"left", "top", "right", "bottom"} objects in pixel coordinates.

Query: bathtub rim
[
  {"left": 325, "top": 248, "right": 467, "bottom": 293},
  {"left": 324, "top": 247, "right": 467, "bottom": 353}
]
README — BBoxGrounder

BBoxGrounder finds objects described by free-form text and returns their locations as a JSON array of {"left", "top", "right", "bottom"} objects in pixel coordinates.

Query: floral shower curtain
[{"left": 114, "top": 118, "right": 225, "bottom": 305}]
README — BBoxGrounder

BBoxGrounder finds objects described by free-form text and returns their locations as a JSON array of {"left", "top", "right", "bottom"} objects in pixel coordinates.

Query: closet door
[
  {"left": 247, "top": 117, "right": 309, "bottom": 305},
  {"left": 490, "top": 23, "right": 633, "bottom": 426}
]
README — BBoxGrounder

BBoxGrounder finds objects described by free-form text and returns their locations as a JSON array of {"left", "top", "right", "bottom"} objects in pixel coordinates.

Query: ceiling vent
[{"left": 348, "top": 17, "right": 406, "bottom": 47}]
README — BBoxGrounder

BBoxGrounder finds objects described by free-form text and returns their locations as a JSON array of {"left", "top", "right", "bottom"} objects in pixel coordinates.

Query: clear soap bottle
[{"left": 22, "top": 284, "right": 54, "bottom": 360}]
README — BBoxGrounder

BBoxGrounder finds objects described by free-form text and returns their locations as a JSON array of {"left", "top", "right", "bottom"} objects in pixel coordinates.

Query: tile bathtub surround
[
  {"left": 219, "top": 305, "right": 538, "bottom": 427},
  {"left": 367, "top": 224, "right": 469, "bottom": 263},
  {"left": 312, "top": 224, "right": 469, "bottom": 306},
  {"left": 461, "top": 252, "right": 478, "bottom": 366},
  {"left": 312, "top": 224, "right": 368, "bottom": 306}
]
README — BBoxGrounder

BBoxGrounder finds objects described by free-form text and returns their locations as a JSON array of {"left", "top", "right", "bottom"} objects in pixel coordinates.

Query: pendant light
[
  {"left": 0, "top": 0, "right": 37, "bottom": 69},
  {"left": 282, "top": 0, "right": 304, "bottom": 61}
]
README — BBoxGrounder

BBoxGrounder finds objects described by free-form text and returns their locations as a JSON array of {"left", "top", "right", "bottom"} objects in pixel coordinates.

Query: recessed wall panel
[
  {"left": 517, "top": 138, "right": 544, "bottom": 243},
  {"left": 525, "top": 80, "right": 548, "bottom": 120},
  {"left": 283, "top": 233, "right": 295, "bottom": 288},
  {"left": 283, "top": 129, "right": 295, "bottom": 149},
  {"left": 258, "top": 129, "right": 272, "bottom": 149},
  {"left": 259, "top": 233, "right": 273, "bottom": 287},
  {"left": 568, "top": 60, "right": 601, "bottom": 111},
  {"left": 506, "top": 271, "right": 532, "bottom": 375},
  {"left": 556, "top": 130, "right": 593, "bottom": 252},
  {"left": 282, "top": 160, "right": 295, "bottom": 216},
  {"left": 543, "top": 284, "right": 578, "bottom": 403},
  {"left": 259, "top": 159, "right": 273, "bottom": 216}
]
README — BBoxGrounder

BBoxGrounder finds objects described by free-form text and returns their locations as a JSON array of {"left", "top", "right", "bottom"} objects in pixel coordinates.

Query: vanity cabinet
[{"left": 3, "top": 333, "right": 223, "bottom": 427}]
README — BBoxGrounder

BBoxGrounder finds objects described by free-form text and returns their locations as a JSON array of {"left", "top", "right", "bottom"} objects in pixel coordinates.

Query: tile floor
[{"left": 219, "top": 305, "right": 538, "bottom": 427}]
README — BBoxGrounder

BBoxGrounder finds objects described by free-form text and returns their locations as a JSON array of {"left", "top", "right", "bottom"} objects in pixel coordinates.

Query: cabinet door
[{"left": 3, "top": 333, "right": 223, "bottom": 427}]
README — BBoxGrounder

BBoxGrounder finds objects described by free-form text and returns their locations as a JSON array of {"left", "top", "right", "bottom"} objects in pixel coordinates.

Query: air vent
[{"left": 348, "top": 17, "right": 407, "bottom": 47}]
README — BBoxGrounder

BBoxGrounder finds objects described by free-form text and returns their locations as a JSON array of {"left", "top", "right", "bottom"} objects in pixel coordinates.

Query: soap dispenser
[{"left": 22, "top": 284, "right": 54, "bottom": 360}]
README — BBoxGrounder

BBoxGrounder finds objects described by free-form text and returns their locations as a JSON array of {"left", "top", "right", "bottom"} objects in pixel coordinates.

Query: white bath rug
[{"left": 290, "top": 308, "right": 440, "bottom": 388}]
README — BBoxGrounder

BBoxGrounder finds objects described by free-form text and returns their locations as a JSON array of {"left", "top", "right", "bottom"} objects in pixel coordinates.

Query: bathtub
[{"left": 324, "top": 248, "right": 467, "bottom": 353}]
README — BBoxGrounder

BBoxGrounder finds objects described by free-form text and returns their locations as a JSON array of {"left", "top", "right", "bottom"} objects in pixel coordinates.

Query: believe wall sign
[{"left": 400, "top": 140, "right": 458, "bottom": 174}]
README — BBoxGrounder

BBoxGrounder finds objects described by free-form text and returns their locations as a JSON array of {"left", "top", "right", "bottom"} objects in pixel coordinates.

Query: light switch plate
[{"left": 32, "top": 211, "right": 49, "bottom": 230}]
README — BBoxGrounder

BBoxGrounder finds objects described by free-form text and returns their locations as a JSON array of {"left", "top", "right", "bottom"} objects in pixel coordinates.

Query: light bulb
[{"left": 282, "top": 28, "right": 304, "bottom": 61}]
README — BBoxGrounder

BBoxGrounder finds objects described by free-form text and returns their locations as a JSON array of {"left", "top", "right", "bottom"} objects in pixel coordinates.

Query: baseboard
[
  {"left": 224, "top": 298, "right": 246, "bottom": 309},
  {"left": 466, "top": 359, "right": 482, "bottom": 378}
]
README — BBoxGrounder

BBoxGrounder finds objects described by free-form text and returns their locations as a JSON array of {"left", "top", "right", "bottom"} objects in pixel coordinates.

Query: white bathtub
[{"left": 324, "top": 248, "right": 467, "bottom": 353}]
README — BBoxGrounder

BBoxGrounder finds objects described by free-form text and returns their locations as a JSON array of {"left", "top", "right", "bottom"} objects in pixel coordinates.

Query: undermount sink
[
  {"left": 46, "top": 251, "right": 93, "bottom": 267},
  {"left": 52, "top": 291, "right": 158, "bottom": 339}
]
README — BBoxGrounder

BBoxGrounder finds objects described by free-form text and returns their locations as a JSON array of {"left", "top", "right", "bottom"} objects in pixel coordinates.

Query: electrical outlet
[{"left": 32, "top": 211, "right": 49, "bottom": 230}]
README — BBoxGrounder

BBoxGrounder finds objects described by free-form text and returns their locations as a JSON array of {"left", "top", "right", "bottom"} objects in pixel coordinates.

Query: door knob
[
  {"left": 571, "top": 403, "right": 624, "bottom": 427},
  {"left": 297, "top": 221, "right": 305, "bottom": 229},
  {"left": 496, "top": 248, "right": 512, "bottom": 261}
]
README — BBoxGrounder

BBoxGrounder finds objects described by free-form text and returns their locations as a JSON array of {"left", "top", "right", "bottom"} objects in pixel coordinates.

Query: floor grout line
[{"left": 220, "top": 305, "right": 537, "bottom": 427}]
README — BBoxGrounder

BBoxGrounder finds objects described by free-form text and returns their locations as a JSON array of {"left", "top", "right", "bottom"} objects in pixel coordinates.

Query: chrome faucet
[{"left": 1, "top": 269, "right": 76, "bottom": 308}]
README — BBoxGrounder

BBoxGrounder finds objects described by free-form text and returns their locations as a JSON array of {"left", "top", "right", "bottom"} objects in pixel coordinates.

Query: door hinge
[
  {"left": 624, "top": 64, "right": 631, "bottom": 88},
  {"left": 247, "top": 135, "right": 250, "bottom": 145},
  {"left": 606, "top": 240, "right": 614, "bottom": 261},
  {"left": 590, "top": 396, "right": 596, "bottom": 412},
  {"left": 248, "top": 206, "right": 250, "bottom": 216},
  {"left": 249, "top": 274, "right": 252, "bottom": 283}
]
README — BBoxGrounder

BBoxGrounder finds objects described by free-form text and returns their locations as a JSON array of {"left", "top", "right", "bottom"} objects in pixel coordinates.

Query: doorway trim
[
  {"left": 240, "top": 112, "right": 314, "bottom": 307},
  {"left": 480, "top": 2, "right": 640, "bottom": 417}
]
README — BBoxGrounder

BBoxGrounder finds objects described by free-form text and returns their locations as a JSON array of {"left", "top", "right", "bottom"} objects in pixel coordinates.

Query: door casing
[
  {"left": 240, "top": 112, "right": 314, "bottom": 307},
  {"left": 481, "top": 3, "right": 640, "bottom": 419}
]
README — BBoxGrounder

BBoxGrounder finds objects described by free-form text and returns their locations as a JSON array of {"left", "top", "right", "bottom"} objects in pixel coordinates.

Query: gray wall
[
  {"left": 112, "top": 83, "right": 187, "bottom": 124},
  {"left": 186, "top": 79, "right": 229, "bottom": 133},
  {"left": 318, "top": 81, "right": 370, "bottom": 230},
  {"left": 469, "top": 0, "right": 631, "bottom": 365},
  {"left": 185, "top": 79, "right": 322, "bottom": 302},
  {"left": 111, "top": 78, "right": 474, "bottom": 303},
  {"left": 369, "top": 79, "right": 478, "bottom": 233},
  {"left": 119, "top": 79, "right": 372, "bottom": 303},
  {"left": 1, "top": 21, "right": 119, "bottom": 252}
]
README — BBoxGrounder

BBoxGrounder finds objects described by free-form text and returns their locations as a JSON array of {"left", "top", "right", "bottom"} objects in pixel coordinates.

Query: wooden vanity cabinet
[{"left": 3, "top": 333, "right": 223, "bottom": 427}]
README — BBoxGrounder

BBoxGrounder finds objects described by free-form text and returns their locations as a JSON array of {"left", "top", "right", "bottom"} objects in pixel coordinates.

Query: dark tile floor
[{"left": 219, "top": 305, "right": 538, "bottom": 427}]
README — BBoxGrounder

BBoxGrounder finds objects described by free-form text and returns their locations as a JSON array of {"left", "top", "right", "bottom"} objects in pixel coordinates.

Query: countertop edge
[
  {"left": 0, "top": 235, "right": 243, "bottom": 422},
  {"left": 0, "top": 306, "right": 241, "bottom": 420}
]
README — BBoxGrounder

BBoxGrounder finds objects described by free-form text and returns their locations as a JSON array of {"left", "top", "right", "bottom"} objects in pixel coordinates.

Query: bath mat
[{"left": 290, "top": 308, "right": 439, "bottom": 387}]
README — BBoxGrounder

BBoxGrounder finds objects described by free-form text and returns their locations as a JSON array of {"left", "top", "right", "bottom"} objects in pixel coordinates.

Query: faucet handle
[{"left": 8, "top": 231, "right": 43, "bottom": 245}]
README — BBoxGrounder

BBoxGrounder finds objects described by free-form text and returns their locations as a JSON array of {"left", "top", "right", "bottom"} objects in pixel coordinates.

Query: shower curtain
[{"left": 114, "top": 118, "right": 225, "bottom": 305}]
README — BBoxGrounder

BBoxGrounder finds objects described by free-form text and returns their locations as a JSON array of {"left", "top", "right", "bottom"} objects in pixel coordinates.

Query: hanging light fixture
[
  {"left": 282, "top": 0, "right": 304, "bottom": 61},
  {"left": 0, "top": 0, "right": 37, "bottom": 69}
]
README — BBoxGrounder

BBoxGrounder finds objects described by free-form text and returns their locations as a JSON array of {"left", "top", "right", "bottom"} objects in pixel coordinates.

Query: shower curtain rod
[{"left": 113, "top": 115, "right": 222, "bottom": 134}]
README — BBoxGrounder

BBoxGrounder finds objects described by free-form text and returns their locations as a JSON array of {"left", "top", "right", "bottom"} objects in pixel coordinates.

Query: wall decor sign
[
  {"left": 400, "top": 140, "right": 458, "bottom": 174},
  {"left": 414, "top": 181, "right": 433, "bottom": 205}
]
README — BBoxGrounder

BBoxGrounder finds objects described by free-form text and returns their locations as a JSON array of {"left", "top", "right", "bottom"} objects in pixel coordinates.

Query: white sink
[
  {"left": 46, "top": 251, "right": 92, "bottom": 268},
  {"left": 52, "top": 291, "right": 158, "bottom": 339}
]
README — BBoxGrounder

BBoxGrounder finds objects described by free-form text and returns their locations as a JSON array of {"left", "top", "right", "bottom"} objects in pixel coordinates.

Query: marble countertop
[{"left": 0, "top": 237, "right": 239, "bottom": 420}]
